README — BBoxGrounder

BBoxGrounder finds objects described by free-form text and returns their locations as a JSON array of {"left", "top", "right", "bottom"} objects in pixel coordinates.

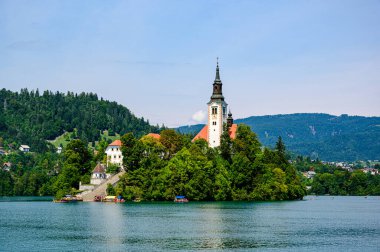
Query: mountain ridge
[{"left": 177, "top": 113, "right": 380, "bottom": 161}]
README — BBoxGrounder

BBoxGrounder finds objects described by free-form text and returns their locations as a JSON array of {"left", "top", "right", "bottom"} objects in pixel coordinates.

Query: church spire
[
  {"left": 210, "top": 58, "right": 224, "bottom": 101},
  {"left": 215, "top": 57, "right": 221, "bottom": 82}
]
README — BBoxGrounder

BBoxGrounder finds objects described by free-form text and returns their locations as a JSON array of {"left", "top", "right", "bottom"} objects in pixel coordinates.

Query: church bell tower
[{"left": 207, "top": 59, "right": 228, "bottom": 147}]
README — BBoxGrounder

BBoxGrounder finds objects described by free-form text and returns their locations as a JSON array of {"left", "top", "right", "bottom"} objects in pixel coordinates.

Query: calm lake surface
[{"left": 0, "top": 196, "right": 379, "bottom": 251}]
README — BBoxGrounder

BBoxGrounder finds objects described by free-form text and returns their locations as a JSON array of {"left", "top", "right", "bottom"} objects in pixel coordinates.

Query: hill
[
  {"left": 0, "top": 88, "right": 160, "bottom": 152},
  {"left": 177, "top": 113, "right": 380, "bottom": 161}
]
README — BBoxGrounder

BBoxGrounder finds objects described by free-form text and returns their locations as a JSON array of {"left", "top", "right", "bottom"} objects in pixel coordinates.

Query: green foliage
[
  {"left": 116, "top": 124, "right": 306, "bottom": 201},
  {"left": 52, "top": 139, "right": 92, "bottom": 198},
  {"left": 315, "top": 169, "right": 378, "bottom": 196},
  {"left": 107, "top": 164, "right": 120, "bottom": 174},
  {"left": 106, "top": 183, "right": 116, "bottom": 195},
  {"left": 0, "top": 88, "right": 160, "bottom": 153}
]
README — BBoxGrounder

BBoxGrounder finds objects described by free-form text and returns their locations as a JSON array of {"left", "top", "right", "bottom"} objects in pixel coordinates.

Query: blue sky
[{"left": 0, "top": 0, "right": 379, "bottom": 127}]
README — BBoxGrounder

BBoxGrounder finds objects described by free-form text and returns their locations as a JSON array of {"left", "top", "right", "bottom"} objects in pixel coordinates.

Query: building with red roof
[
  {"left": 146, "top": 133, "right": 161, "bottom": 139},
  {"left": 193, "top": 60, "right": 237, "bottom": 146},
  {"left": 105, "top": 140, "right": 123, "bottom": 168}
]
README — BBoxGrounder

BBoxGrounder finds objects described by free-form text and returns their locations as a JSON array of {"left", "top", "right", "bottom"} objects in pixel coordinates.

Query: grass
[{"left": 49, "top": 129, "right": 121, "bottom": 149}]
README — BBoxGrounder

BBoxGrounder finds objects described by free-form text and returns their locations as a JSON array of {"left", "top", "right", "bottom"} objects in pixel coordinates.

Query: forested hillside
[
  {"left": 0, "top": 89, "right": 160, "bottom": 152},
  {"left": 177, "top": 114, "right": 380, "bottom": 161}
]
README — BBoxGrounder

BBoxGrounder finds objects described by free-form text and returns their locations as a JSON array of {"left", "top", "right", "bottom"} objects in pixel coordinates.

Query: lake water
[{"left": 0, "top": 196, "right": 379, "bottom": 251}]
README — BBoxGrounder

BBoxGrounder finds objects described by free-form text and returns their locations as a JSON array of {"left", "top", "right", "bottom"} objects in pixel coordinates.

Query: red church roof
[
  {"left": 192, "top": 124, "right": 238, "bottom": 142},
  {"left": 193, "top": 125, "right": 209, "bottom": 141},
  {"left": 228, "top": 124, "right": 238, "bottom": 139},
  {"left": 108, "top": 140, "right": 122, "bottom": 146},
  {"left": 147, "top": 133, "right": 161, "bottom": 139}
]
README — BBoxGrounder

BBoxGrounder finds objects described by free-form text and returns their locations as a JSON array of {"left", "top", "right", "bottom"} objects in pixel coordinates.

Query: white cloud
[{"left": 191, "top": 110, "right": 206, "bottom": 123}]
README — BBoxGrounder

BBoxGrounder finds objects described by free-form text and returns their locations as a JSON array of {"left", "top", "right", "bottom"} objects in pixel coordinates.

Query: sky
[{"left": 0, "top": 0, "right": 379, "bottom": 127}]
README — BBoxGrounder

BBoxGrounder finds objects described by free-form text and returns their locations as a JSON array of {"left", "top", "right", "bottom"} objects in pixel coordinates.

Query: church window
[
  {"left": 212, "top": 107, "right": 217, "bottom": 115},
  {"left": 223, "top": 107, "right": 226, "bottom": 115},
  {"left": 114, "top": 155, "right": 116, "bottom": 159}
]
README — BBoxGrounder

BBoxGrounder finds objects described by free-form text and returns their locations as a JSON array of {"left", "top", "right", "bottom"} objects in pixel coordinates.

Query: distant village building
[
  {"left": 19, "top": 145, "right": 30, "bottom": 152},
  {"left": 303, "top": 170, "right": 316, "bottom": 179},
  {"left": 193, "top": 61, "right": 237, "bottom": 147},
  {"left": 105, "top": 140, "right": 123, "bottom": 167},
  {"left": 57, "top": 146, "right": 62, "bottom": 154},
  {"left": 2, "top": 162, "right": 12, "bottom": 172},
  {"left": 361, "top": 168, "right": 379, "bottom": 176}
]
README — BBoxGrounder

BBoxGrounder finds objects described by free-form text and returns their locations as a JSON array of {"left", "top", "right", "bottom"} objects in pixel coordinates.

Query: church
[{"left": 193, "top": 61, "right": 237, "bottom": 147}]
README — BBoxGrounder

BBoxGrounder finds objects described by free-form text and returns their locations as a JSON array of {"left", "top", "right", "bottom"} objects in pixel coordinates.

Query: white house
[
  {"left": 19, "top": 145, "right": 30, "bottom": 152},
  {"left": 90, "top": 163, "right": 111, "bottom": 185},
  {"left": 105, "top": 140, "right": 123, "bottom": 167}
]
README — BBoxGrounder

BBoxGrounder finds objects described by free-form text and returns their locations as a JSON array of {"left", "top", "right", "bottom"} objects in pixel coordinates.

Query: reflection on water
[{"left": 0, "top": 197, "right": 379, "bottom": 251}]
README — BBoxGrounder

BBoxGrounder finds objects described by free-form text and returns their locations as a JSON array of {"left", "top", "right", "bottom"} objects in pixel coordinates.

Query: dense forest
[
  {"left": 0, "top": 88, "right": 160, "bottom": 152},
  {"left": 114, "top": 126, "right": 306, "bottom": 201},
  {"left": 1, "top": 124, "right": 379, "bottom": 198},
  {"left": 0, "top": 125, "right": 307, "bottom": 201},
  {"left": 177, "top": 113, "right": 380, "bottom": 161}
]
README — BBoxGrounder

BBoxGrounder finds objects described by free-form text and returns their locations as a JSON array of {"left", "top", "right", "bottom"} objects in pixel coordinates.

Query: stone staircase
[{"left": 81, "top": 170, "right": 126, "bottom": 202}]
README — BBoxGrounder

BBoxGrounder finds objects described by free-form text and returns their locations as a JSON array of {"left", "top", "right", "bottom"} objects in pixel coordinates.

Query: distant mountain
[
  {"left": 177, "top": 113, "right": 380, "bottom": 161},
  {"left": 0, "top": 89, "right": 160, "bottom": 152}
]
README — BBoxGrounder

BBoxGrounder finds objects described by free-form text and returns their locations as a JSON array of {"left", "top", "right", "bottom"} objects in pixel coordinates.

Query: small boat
[
  {"left": 94, "top": 195, "right": 102, "bottom": 202},
  {"left": 174, "top": 195, "right": 189, "bottom": 203},
  {"left": 103, "top": 195, "right": 116, "bottom": 202},
  {"left": 54, "top": 195, "right": 82, "bottom": 203},
  {"left": 133, "top": 198, "right": 141, "bottom": 203},
  {"left": 53, "top": 199, "right": 69, "bottom": 203}
]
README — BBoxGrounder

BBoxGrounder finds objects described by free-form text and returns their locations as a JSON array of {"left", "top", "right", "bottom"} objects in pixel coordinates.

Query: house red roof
[
  {"left": 108, "top": 140, "right": 122, "bottom": 146},
  {"left": 192, "top": 124, "right": 238, "bottom": 142},
  {"left": 92, "top": 163, "right": 106, "bottom": 173},
  {"left": 147, "top": 133, "right": 161, "bottom": 139}
]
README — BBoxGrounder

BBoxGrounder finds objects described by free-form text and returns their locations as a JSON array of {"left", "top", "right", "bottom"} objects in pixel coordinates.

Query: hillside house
[
  {"left": 105, "top": 140, "right": 123, "bottom": 167},
  {"left": 2, "top": 162, "right": 12, "bottom": 172},
  {"left": 19, "top": 145, "right": 30, "bottom": 152}
]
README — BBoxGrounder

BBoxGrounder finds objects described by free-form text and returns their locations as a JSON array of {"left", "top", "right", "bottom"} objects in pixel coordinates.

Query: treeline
[
  {"left": 0, "top": 88, "right": 160, "bottom": 152},
  {"left": 112, "top": 126, "right": 306, "bottom": 201},
  {"left": 1, "top": 124, "right": 306, "bottom": 200},
  {"left": 310, "top": 170, "right": 380, "bottom": 195},
  {"left": 0, "top": 151, "right": 62, "bottom": 196},
  {"left": 0, "top": 138, "right": 108, "bottom": 196},
  {"left": 292, "top": 157, "right": 380, "bottom": 195}
]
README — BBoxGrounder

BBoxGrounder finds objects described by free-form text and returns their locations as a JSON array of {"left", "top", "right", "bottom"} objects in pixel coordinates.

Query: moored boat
[{"left": 174, "top": 195, "right": 189, "bottom": 203}]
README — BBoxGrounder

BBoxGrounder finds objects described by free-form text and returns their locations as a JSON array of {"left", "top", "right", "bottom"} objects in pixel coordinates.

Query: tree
[
  {"left": 159, "top": 129, "right": 183, "bottom": 159},
  {"left": 220, "top": 124, "right": 232, "bottom": 163}
]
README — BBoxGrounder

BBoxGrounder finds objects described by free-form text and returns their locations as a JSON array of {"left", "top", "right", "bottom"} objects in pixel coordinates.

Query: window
[
  {"left": 211, "top": 107, "right": 218, "bottom": 115},
  {"left": 212, "top": 121, "right": 217, "bottom": 125},
  {"left": 223, "top": 107, "right": 226, "bottom": 115},
  {"left": 114, "top": 155, "right": 116, "bottom": 159},
  {"left": 119, "top": 155, "right": 121, "bottom": 158}
]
